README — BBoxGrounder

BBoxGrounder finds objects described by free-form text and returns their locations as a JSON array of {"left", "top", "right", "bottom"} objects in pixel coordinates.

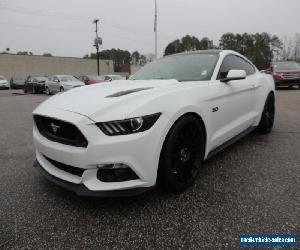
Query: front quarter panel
[{"left": 123, "top": 82, "right": 213, "bottom": 159}]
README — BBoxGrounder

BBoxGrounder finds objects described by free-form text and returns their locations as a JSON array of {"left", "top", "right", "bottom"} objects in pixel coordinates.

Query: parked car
[
  {"left": 103, "top": 75, "right": 126, "bottom": 82},
  {"left": 33, "top": 50, "right": 275, "bottom": 197},
  {"left": 45, "top": 75, "right": 84, "bottom": 95},
  {"left": 10, "top": 76, "right": 26, "bottom": 89},
  {"left": 0, "top": 75, "right": 9, "bottom": 89},
  {"left": 78, "top": 75, "right": 105, "bottom": 85},
  {"left": 24, "top": 76, "right": 48, "bottom": 94},
  {"left": 266, "top": 61, "right": 300, "bottom": 88}
]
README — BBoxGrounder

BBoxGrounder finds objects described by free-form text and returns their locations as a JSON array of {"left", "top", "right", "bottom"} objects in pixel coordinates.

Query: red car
[
  {"left": 78, "top": 75, "right": 105, "bottom": 85},
  {"left": 266, "top": 61, "right": 300, "bottom": 88}
]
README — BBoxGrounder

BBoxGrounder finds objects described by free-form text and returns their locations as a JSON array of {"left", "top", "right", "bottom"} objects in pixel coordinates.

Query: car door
[
  {"left": 52, "top": 76, "right": 60, "bottom": 93},
  {"left": 208, "top": 54, "right": 259, "bottom": 150},
  {"left": 26, "top": 76, "right": 33, "bottom": 92},
  {"left": 47, "top": 76, "right": 52, "bottom": 93}
]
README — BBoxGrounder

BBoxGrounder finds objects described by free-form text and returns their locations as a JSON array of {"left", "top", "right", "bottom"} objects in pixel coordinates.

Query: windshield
[
  {"left": 274, "top": 62, "right": 300, "bottom": 71},
  {"left": 13, "top": 76, "right": 25, "bottom": 81},
  {"left": 35, "top": 77, "right": 48, "bottom": 82},
  {"left": 131, "top": 53, "right": 219, "bottom": 81},
  {"left": 58, "top": 75, "right": 80, "bottom": 82}
]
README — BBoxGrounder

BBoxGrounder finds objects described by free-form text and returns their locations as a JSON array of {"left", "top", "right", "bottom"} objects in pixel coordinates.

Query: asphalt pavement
[{"left": 0, "top": 88, "right": 299, "bottom": 249}]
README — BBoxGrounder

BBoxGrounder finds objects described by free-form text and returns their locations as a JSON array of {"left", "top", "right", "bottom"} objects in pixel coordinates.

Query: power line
[
  {"left": 1, "top": 3, "right": 175, "bottom": 40},
  {"left": 0, "top": 21, "right": 155, "bottom": 46}
]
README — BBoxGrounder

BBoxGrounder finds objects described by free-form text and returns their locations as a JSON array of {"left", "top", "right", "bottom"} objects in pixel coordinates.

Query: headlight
[{"left": 96, "top": 113, "right": 161, "bottom": 136}]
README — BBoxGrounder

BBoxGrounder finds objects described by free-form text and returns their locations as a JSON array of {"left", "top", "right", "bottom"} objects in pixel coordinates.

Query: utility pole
[
  {"left": 154, "top": 0, "right": 158, "bottom": 59},
  {"left": 93, "top": 19, "right": 101, "bottom": 76}
]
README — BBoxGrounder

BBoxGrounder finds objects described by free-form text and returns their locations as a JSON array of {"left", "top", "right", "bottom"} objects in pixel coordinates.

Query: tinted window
[
  {"left": 132, "top": 53, "right": 219, "bottom": 82},
  {"left": 218, "top": 55, "right": 256, "bottom": 79},
  {"left": 35, "top": 77, "right": 47, "bottom": 82},
  {"left": 57, "top": 75, "right": 80, "bottom": 82}
]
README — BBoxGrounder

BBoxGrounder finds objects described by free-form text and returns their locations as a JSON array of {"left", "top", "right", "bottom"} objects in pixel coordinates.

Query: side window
[
  {"left": 218, "top": 55, "right": 256, "bottom": 79},
  {"left": 53, "top": 76, "right": 58, "bottom": 82}
]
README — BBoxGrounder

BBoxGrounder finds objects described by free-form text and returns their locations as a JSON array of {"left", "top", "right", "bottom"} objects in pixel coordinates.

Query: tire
[
  {"left": 60, "top": 87, "right": 64, "bottom": 92},
  {"left": 32, "top": 86, "right": 37, "bottom": 94},
  {"left": 24, "top": 86, "right": 27, "bottom": 94},
  {"left": 45, "top": 87, "right": 51, "bottom": 95},
  {"left": 158, "top": 115, "right": 205, "bottom": 193},
  {"left": 298, "top": 84, "right": 300, "bottom": 89},
  {"left": 256, "top": 93, "right": 275, "bottom": 134}
]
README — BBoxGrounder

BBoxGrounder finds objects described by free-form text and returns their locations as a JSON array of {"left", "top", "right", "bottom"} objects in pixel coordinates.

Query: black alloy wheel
[
  {"left": 45, "top": 87, "right": 50, "bottom": 95},
  {"left": 256, "top": 93, "right": 275, "bottom": 134},
  {"left": 158, "top": 115, "right": 205, "bottom": 193}
]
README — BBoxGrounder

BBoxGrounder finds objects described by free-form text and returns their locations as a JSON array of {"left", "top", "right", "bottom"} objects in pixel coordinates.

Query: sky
[{"left": 0, "top": 0, "right": 299, "bottom": 58}]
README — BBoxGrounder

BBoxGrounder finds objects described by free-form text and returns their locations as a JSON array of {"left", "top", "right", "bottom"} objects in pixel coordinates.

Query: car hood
[
  {"left": 0, "top": 80, "right": 8, "bottom": 84},
  {"left": 14, "top": 81, "right": 25, "bottom": 84},
  {"left": 37, "top": 79, "right": 180, "bottom": 121},
  {"left": 61, "top": 81, "right": 84, "bottom": 86}
]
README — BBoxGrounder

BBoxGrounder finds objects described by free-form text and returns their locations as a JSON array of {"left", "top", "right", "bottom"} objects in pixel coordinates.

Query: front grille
[
  {"left": 283, "top": 73, "right": 300, "bottom": 80},
  {"left": 44, "top": 155, "right": 85, "bottom": 177},
  {"left": 34, "top": 115, "right": 88, "bottom": 147}
]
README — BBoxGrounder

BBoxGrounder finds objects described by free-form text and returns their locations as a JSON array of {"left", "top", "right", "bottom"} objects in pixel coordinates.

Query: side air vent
[{"left": 106, "top": 87, "right": 153, "bottom": 98}]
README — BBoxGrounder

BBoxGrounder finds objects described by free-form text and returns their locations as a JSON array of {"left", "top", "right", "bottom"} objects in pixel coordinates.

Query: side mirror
[
  {"left": 54, "top": 79, "right": 59, "bottom": 83},
  {"left": 221, "top": 70, "right": 246, "bottom": 83}
]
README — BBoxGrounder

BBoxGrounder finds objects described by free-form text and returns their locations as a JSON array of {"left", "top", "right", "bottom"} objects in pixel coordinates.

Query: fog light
[{"left": 97, "top": 164, "right": 138, "bottom": 182}]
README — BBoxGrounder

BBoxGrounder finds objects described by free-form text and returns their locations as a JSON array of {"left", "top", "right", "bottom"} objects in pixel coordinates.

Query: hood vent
[{"left": 106, "top": 87, "right": 153, "bottom": 98}]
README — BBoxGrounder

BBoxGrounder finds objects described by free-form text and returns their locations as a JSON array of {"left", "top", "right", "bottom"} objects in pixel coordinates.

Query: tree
[
  {"left": 95, "top": 49, "right": 131, "bottom": 72},
  {"left": 219, "top": 32, "right": 282, "bottom": 69},
  {"left": 199, "top": 37, "right": 214, "bottom": 50},
  {"left": 42, "top": 53, "right": 52, "bottom": 57},
  {"left": 164, "top": 39, "right": 183, "bottom": 56},
  {"left": 139, "top": 55, "right": 147, "bottom": 66},
  {"left": 181, "top": 35, "right": 200, "bottom": 51},
  {"left": 131, "top": 51, "right": 140, "bottom": 65},
  {"left": 280, "top": 34, "right": 300, "bottom": 62},
  {"left": 164, "top": 35, "right": 216, "bottom": 56},
  {"left": 17, "top": 51, "right": 29, "bottom": 55}
]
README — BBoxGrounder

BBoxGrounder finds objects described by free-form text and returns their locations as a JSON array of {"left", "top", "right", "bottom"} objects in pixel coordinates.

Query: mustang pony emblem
[{"left": 50, "top": 123, "right": 60, "bottom": 134}]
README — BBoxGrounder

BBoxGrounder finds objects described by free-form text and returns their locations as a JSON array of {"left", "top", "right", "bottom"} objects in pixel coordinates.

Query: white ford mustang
[{"left": 32, "top": 50, "right": 275, "bottom": 196}]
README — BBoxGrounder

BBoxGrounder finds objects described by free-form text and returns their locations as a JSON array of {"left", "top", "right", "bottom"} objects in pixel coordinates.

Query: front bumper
[
  {"left": 33, "top": 159, "right": 153, "bottom": 197},
  {"left": 33, "top": 106, "right": 168, "bottom": 196},
  {"left": 275, "top": 79, "right": 300, "bottom": 86},
  {"left": 0, "top": 84, "right": 9, "bottom": 89}
]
